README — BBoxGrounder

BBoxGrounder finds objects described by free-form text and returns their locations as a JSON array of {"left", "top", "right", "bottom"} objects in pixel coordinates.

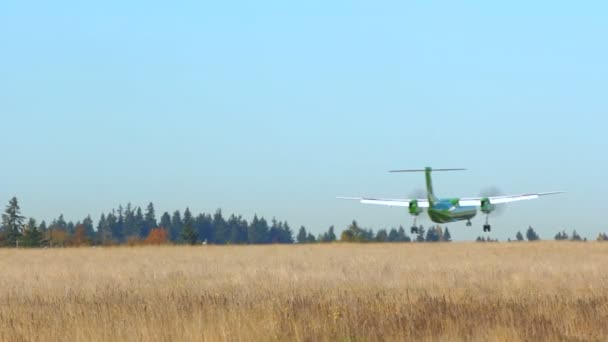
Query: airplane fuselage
[{"left": 427, "top": 199, "right": 477, "bottom": 223}]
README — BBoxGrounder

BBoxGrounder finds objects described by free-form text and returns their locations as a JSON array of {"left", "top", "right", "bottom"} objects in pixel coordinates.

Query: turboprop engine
[
  {"left": 408, "top": 200, "right": 424, "bottom": 216},
  {"left": 480, "top": 198, "right": 496, "bottom": 214}
]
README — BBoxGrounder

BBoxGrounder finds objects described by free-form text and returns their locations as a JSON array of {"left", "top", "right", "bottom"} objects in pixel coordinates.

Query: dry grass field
[{"left": 0, "top": 242, "right": 607, "bottom": 341}]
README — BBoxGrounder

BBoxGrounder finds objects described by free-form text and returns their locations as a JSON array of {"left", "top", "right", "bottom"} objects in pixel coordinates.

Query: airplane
[{"left": 338, "top": 167, "right": 563, "bottom": 234}]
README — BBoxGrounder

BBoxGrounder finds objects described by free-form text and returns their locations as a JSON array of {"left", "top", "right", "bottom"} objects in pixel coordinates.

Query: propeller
[
  {"left": 409, "top": 188, "right": 426, "bottom": 200},
  {"left": 479, "top": 186, "right": 506, "bottom": 215}
]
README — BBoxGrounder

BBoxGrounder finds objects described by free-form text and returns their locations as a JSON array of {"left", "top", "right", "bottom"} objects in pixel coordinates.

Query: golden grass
[{"left": 0, "top": 242, "right": 607, "bottom": 341}]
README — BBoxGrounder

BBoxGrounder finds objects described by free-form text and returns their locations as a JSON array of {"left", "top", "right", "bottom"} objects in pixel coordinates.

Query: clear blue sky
[{"left": 1, "top": 1, "right": 606, "bottom": 241}]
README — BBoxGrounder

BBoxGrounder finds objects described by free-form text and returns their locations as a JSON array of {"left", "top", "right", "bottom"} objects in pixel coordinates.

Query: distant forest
[{"left": 1, "top": 197, "right": 607, "bottom": 247}]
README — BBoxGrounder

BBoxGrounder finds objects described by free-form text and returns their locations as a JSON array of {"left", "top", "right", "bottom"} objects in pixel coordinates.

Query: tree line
[{"left": 1, "top": 197, "right": 607, "bottom": 247}]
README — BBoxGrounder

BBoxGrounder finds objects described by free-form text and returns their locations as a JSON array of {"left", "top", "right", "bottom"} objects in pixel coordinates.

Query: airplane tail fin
[{"left": 389, "top": 167, "right": 466, "bottom": 205}]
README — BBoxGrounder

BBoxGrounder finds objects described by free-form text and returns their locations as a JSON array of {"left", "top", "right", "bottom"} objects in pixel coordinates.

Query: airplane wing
[
  {"left": 458, "top": 191, "right": 564, "bottom": 206},
  {"left": 336, "top": 197, "right": 431, "bottom": 207}
]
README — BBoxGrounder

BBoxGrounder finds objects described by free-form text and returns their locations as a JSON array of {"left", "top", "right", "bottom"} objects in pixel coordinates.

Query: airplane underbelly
[{"left": 428, "top": 206, "right": 477, "bottom": 223}]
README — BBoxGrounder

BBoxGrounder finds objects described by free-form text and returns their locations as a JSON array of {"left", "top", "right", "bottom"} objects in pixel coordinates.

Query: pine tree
[
  {"left": 97, "top": 213, "right": 112, "bottom": 245},
  {"left": 22, "top": 218, "right": 42, "bottom": 247},
  {"left": 134, "top": 207, "right": 145, "bottom": 239},
  {"left": 297, "top": 226, "right": 308, "bottom": 243},
  {"left": 327, "top": 226, "right": 336, "bottom": 242},
  {"left": 306, "top": 232, "right": 316, "bottom": 243},
  {"left": 388, "top": 228, "right": 399, "bottom": 242},
  {"left": 376, "top": 229, "right": 388, "bottom": 242},
  {"left": 170, "top": 210, "right": 182, "bottom": 242},
  {"left": 212, "top": 209, "right": 228, "bottom": 244},
  {"left": 160, "top": 212, "right": 171, "bottom": 230},
  {"left": 526, "top": 226, "right": 540, "bottom": 241},
  {"left": 82, "top": 215, "right": 95, "bottom": 240},
  {"left": 516, "top": 231, "right": 524, "bottom": 241},
  {"left": 195, "top": 213, "right": 213, "bottom": 244},
  {"left": 181, "top": 219, "right": 198, "bottom": 245},
  {"left": 443, "top": 227, "right": 452, "bottom": 242},
  {"left": 143, "top": 203, "right": 157, "bottom": 238},
  {"left": 425, "top": 226, "right": 440, "bottom": 242},
  {"left": 280, "top": 221, "right": 294, "bottom": 243},
  {"left": 2, "top": 197, "right": 25, "bottom": 247}
]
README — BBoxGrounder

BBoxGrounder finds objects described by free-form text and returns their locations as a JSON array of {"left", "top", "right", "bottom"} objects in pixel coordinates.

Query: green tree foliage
[
  {"left": 526, "top": 226, "right": 540, "bottom": 241},
  {"left": 143, "top": 202, "right": 157, "bottom": 238},
  {"left": 554, "top": 231, "right": 569, "bottom": 240},
  {"left": 170, "top": 210, "right": 182, "bottom": 242},
  {"left": 212, "top": 209, "right": 228, "bottom": 244},
  {"left": 306, "top": 232, "right": 316, "bottom": 243},
  {"left": 516, "top": 231, "right": 524, "bottom": 241},
  {"left": 597, "top": 232, "right": 608, "bottom": 241},
  {"left": 2, "top": 197, "right": 25, "bottom": 247},
  {"left": 22, "top": 218, "right": 43, "bottom": 247},
  {"left": 376, "top": 229, "right": 388, "bottom": 242},
  {"left": 340, "top": 220, "right": 369, "bottom": 242},
  {"left": 297, "top": 225, "right": 308, "bottom": 244},
  {"left": 443, "top": 227, "right": 452, "bottom": 242},
  {"left": 195, "top": 213, "right": 213, "bottom": 244},
  {"left": 181, "top": 218, "right": 198, "bottom": 245},
  {"left": 228, "top": 215, "right": 248, "bottom": 244}
]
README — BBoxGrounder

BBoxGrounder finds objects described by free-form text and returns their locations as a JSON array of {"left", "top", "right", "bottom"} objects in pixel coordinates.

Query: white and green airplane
[{"left": 338, "top": 167, "right": 563, "bottom": 233}]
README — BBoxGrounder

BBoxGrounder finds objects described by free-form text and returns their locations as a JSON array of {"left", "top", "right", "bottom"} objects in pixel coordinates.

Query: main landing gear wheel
[
  {"left": 466, "top": 220, "right": 472, "bottom": 227},
  {"left": 482, "top": 213, "right": 491, "bottom": 232},
  {"left": 411, "top": 215, "right": 420, "bottom": 234}
]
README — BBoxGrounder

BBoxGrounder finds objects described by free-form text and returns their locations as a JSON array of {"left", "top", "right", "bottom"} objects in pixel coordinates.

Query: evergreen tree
[
  {"left": 123, "top": 203, "right": 136, "bottom": 238},
  {"left": 181, "top": 209, "right": 198, "bottom": 245},
  {"left": 327, "top": 226, "right": 336, "bottom": 242},
  {"left": 306, "top": 232, "right": 316, "bottom": 243},
  {"left": 228, "top": 214, "right": 248, "bottom": 244},
  {"left": 571, "top": 230, "right": 582, "bottom": 241},
  {"left": 38, "top": 221, "right": 47, "bottom": 233},
  {"left": 2, "top": 197, "right": 25, "bottom": 247},
  {"left": 22, "top": 218, "right": 42, "bottom": 247},
  {"left": 397, "top": 226, "right": 410, "bottom": 242},
  {"left": 170, "top": 210, "right": 182, "bottom": 242},
  {"left": 425, "top": 226, "right": 440, "bottom": 242},
  {"left": 443, "top": 227, "right": 452, "bottom": 242},
  {"left": 134, "top": 207, "right": 145, "bottom": 238},
  {"left": 297, "top": 226, "right": 308, "bottom": 243},
  {"left": 82, "top": 215, "right": 95, "bottom": 240},
  {"left": 143, "top": 202, "right": 157, "bottom": 237},
  {"left": 388, "top": 228, "right": 399, "bottom": 242},
  {"left": 376, "top": 229, "right": 388, "bottom": 242},
  {"left": 526, "top": 226, "right": 540, "bottom": 241},
  {"left": 97, "top": 213, "right": 112, "bottom": 245},
  {"left": 109, "top": 210, "right": 123, "bottom": 242},
  {"left": 516, "top": 231, "right": 524, "bottom": 241},
  {"left": 280, "top": 222, "right": 294, "bottom": 243},
  {"left": 160, "top": 212, "right": 171, "bottom": 230},
  {"left": 555, "top": 231, "right": 568, "bottom": 240},
  {"left": 195, "top": 213, "right": 213, "bottom": 244},
  {"left": 212, "top": 209, "right": 228, "bottom": 244}
]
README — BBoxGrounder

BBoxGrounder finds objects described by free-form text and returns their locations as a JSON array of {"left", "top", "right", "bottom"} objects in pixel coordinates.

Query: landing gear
[
  {"left": 466, "top": 220, "right": 472, "bottom": 227},
  {"left": 411, "top": 215, "right": 419, "bottom": 234},
  {"left": 482, "top": 214, "right": 491, "bottom": 232}
]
